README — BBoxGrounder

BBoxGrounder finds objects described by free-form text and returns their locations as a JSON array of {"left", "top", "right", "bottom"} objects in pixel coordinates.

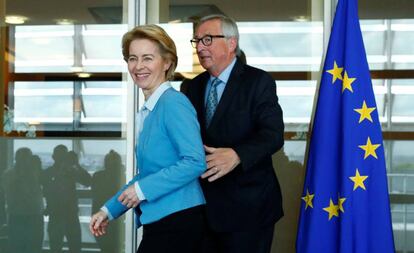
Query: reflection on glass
[
  {"left": 390, "top": 141, "right": 414, "bottom": 173},
  {"left": 0, "top": 138, "right": 127, "bottom": 252},
  {"left": 372, "top": 79, "right": 387, "bottom": 124},
  {"left": 42, "top": 145, "right": 92, "bottom": 252},
  {"left": 12, "top": 19, "right": 414, "bottom": 74},
  {"left": 11, "top": 81, "right": 127, "bottom": 131},
  {"left": 391, "top": 204, "right": 414, "bottom": 252},
  {"left": 390, "top": 20, "right": 414, "bottom": 70},
  {"left": 15, "top": 26, "right": 75, "bottom": 73},
  {"left": 14, "top": 81, "right": 73, "bottom": 124},
  {"left": 283, "top": 141, "right": 306, "bottom": 164},
  {"left": 272, "top": 144, "right": 304, "bottom": 252},
  {"left": 361, "top": 19, "right": 414, "bottom": 70},
  {"left": 388, "top": 141, "right": 414, "bottom": 199},
  {"left": 392, "top": 94, "right": 414, "bottom": 120},
  {"left": 392, "top": 80, "right": 414, "bottom": 125},
  {"left": 6, "top": 1, "right": 128, "bottom": 252},
  {"left": 82, "top": 25, "right": 128, "bottom": 72},
  {"left": 159, "top": 23, "right": 194, "bottom": 72},
  {"left": 14, "top": 25, "right": 128, "bottom": 73},
  {"left": 238, "top": 22, "right": 323, "bottom": 71},
  {"left": 2, "top": 148, "right": 44, "bottom": 253},
  {"left": 275, "top": 80, "right": 316, "bottom": 131},
  {"left": 81, "top": 81, "right": 127, "bottom": 123},
  {"left": 91, "top": 150, "right": 125, "bottom": 253}
]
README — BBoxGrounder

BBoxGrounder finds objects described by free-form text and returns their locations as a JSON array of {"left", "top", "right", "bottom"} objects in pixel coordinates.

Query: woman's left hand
[{"left": 118, "top": 184, "right": 141, "bottom": 208}]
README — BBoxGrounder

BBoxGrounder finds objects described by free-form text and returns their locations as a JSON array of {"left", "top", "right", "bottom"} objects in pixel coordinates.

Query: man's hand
[
  {"left": 118, "top": 184, "right": 141, "bottom": 208},
  {"left": 89, "top": 210, "right": 109, "bottom": 237},
  {"left": 201, "top": 145, "right": 241, "bottom": 182}
]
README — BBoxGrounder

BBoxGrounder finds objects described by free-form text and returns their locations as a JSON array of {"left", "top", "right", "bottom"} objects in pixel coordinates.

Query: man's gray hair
[{"left": 197, "top": 14, "right": 241, "bottom": 56}]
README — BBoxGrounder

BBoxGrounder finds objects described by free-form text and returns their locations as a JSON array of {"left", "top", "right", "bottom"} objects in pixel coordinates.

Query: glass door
[{"left": 0, "top": 0, "right": 135, "bottom": 252}]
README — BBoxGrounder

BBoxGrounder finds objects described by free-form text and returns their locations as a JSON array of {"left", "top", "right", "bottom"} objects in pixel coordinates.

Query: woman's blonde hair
[{"left": 122, "top": 24, "right": 177, "bottom": 80}]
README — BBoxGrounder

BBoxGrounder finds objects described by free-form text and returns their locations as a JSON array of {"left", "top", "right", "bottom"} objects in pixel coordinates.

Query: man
[
  {"left": 185, "top": 14, "right": 285, "bottom": 253},
  {"left": 42, "top": 145, "right": 92, "bottom": 253}
]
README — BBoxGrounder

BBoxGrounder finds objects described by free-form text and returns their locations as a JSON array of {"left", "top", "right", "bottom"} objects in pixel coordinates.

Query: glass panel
[
  {"left": 81, "top": 81, "right": 127, "bottom": 123},
  {"left": 283, "top": 140, "right": 307, "bottom": 164},
  {"left": 388, "top": 140, "right": 414, "bottom": 252},
  {"left": 361, "top": 19, "right": 414, "bottom": 70},
  {"left": 391, "top": 79, "right": 414, "bottom": 129},
  {"left": 163, "top": 1, "right": 324, "bottom": 74},
  {"left": 0, "top": 138, "right": 126, "bottom": 252},
  {"left": 372, "top": 79, "right": 387, "bottom": 119},
  {"left": 272, "top": 141, "right": 305, "bottom": 252},
  {"left": 13, "top": 82, "right": 73, "bottom": 126},
  {"left": 391, "top": 20, "right": 414, "bottom": 70},
  {"left": 3, "top": 0, "right": 128, "bottom": 252},
  {"left": 389, "top": 141, "right": 414, "bottom": 192},
  {"left": 82, "top": 25, "right": 128, "bottom": 73},
  {"left": 7, "top": 81, "right": 127, "bottom": 132},
  {"left": 391, "top": 204, "right": 414, "bottom": 252},
  {"left": 159, "top": 23, "right": 194, "bottom": 72},
  {"left": 14, "top": 24, "right": 128, "bottom": 73},
  {"left": 277, "top": 80, "right": 316, "bottom": 130},
  {"left": 239, "top": 22, "right": 323, "bottom": 71},
  {"left": 14, "top": 26, "right": 75, "bottom": 73},
  {"left": 360, "top": 20, "right": 388, "bottom": 70}
]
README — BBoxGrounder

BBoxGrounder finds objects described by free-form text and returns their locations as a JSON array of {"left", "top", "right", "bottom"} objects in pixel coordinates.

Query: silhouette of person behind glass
[
  {"left": 2, "top": 148, "right": 44, "bottom": 253},
  {"left": 42, "top": 145, "right": 91, "bottom": 253},
  {"left": 91, "top": 150, "right": 125, "bottom": 253},
  {"left": 272, "top": 148, "right": 303, "bottom": 252}
]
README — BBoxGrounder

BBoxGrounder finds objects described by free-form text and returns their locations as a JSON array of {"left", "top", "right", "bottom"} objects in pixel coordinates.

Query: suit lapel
[
  {"left": 193, "top": 73, "right": 209, "bottom": 133},
  {"left": 208, "top": 59, "right": 244, "bottom": 129}
]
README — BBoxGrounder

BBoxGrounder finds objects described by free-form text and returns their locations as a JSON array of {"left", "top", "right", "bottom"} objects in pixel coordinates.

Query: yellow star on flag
[
  {"left": 323, "top": 198, "right": 339, "bottom": 220},
  {"left": 301, "top": 189, "right": 315, "bottom": 210},
  {"left": 326, "top": 61, "right": 343, "bottom": 83},
  {"left": 358, "top": 137, "right": 381, "bottom": 159},
  {"left": 354, "top": 100, "right": 376, "bottom": 123},
  {"left": 342, "top": 71, "right": 356, "bottom": 93},
  {"left": 337, "top": 195, "right": 346, "bottom": 213},
  {"left": 349, "top": 168, "right": 368, "bottom": 191}
]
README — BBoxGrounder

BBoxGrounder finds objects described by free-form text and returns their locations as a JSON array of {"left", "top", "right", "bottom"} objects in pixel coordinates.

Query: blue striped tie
[{"left": 205, "top": 78, "right": 221, "bottom": 127}]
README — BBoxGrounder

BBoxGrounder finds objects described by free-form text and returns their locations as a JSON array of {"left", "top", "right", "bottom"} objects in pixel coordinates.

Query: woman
[
  {"left": 89, "top": 25, "right": 206, "bottom": 253},
  {"left": 91, "top": 150, "right": 125, "bottom": 253},
  {"left": 2, "top": 148, "right": 44, "bottom": 253}
]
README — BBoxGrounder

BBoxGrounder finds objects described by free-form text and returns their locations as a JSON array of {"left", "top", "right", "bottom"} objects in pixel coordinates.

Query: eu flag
[{"left": 296, "top": 0, "right": 395, "bottom": 252}]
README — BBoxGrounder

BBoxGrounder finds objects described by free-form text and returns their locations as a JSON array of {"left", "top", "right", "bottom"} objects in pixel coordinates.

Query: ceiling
[
  {"left": 4, "top": 0, "right": 414, "bottom": 26},
  {"left": 5, "top": 0, "right": 123, "bottom": 25}
]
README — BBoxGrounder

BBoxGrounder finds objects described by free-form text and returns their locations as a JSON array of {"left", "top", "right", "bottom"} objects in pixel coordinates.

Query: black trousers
[
  {"left": 201, "top": 224, "right": 275, "bottom": 253},
  {"left": 48, "top": 214, "right": 81, "bottom": 253},
  {"left": 137, "top": 205, "right": 205, "bottom": 253}
]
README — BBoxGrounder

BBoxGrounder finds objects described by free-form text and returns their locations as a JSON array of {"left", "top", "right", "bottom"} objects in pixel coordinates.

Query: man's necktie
[{"left": 205, "top": 78, "right": 221, "bottom": 127}]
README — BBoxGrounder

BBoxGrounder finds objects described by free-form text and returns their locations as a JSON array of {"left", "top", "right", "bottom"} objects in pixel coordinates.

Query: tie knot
[{"left": 211, "top": 78, "right": 221, "bottom": 87}]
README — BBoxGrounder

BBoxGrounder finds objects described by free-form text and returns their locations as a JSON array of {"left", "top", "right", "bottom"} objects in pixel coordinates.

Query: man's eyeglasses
[{"left": 190, "top": 35, "right": 226, "bottom": 48}]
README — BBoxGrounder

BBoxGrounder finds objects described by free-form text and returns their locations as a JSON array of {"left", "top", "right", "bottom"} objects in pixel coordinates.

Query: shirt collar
[
  {"left": 143, "top": 81, "right": 171, "bottom": 111},
  {"left": 210, "top": 57, "right": 237, "bottom": 84}
]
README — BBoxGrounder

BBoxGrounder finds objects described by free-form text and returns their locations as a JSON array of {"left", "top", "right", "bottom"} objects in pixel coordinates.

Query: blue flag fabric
[{"left": 296, "top": 0, "right": 395, "bottom": 252}]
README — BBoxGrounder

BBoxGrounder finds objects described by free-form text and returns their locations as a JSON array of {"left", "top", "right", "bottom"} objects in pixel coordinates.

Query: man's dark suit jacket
[{"left": 184, "top": 58, "right": 285, "bottom": 232}]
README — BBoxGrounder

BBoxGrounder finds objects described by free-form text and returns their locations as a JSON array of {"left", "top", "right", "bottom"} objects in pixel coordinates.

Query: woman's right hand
[{"left": 89, "top": 210, "right": 109, "bottom": 237}]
